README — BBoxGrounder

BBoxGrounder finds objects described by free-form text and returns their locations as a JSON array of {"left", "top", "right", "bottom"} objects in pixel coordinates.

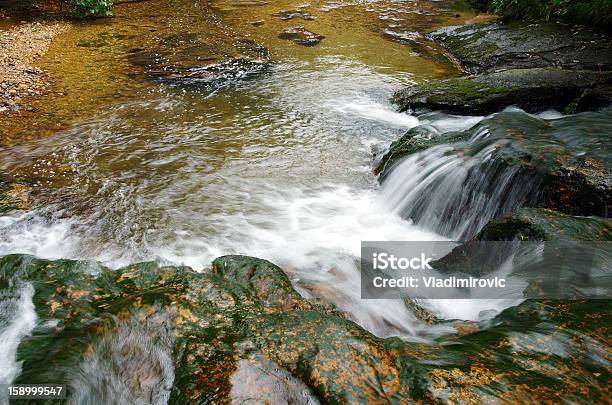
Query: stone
[
  {"left": 278, "top": 27, "right": 325, "bottom": 46},
  {"left": 430, "top": 21, "right": 612, "bottom": 74},
  {"left": 393, "top": 68, "right": 612, "bottom": 115}
]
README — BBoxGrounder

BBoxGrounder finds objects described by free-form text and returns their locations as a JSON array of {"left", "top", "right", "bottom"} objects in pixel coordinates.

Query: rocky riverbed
[{"left": 0, "top": 20, "right": 69, "bottom": 112}]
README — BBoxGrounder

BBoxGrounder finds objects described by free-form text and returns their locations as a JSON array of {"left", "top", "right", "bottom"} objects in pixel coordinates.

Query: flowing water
[
  {"left": 0, "top": 0, "right": 593, "bottom": 377},
  {"left": 0, "top": 0, "right": 496, "bottom": 340},
  {"left": 1, "top": 2, "right": 610, "bottom": 400}
]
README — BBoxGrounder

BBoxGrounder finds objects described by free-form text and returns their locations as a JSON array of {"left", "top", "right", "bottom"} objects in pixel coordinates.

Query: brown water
[{"left": 0, "top": 0, "right": 492, "bottom": 337}]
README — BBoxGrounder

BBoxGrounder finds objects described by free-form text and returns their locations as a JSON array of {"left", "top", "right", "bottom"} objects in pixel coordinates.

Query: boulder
[
  {"left": 0, "top": 254, "right": 408, "bottom": 403},
  {"left": 378, "top": 108, "right": 611, "bottom": 219},
  {"left": 394, "top": 68, "right": 612, "bottom": 115},
  {"left": 433, "top": 208, "right": 611, "bottom": 277},
  {"left": 477, "top": 208, "right": 612, "bottom": 241},
  {"left": 392, "top": 21, "right": 612, "bottom": 114},
  {"left": 430, "top": 22, "right": 612, "bottom": 74},
  {"left": 1, "top": 254, "right": 609, "bottom": 403}
]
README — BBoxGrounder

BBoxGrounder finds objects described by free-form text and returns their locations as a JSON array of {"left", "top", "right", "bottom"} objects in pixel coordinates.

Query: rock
[
  {"left": 0, "top": 254, "right": 609, "bottom": 403},
  {"left": 377, "top": 108, "right": 611, "bottom": 219},
  {"left": 476, "top": 208, "right": 612, "bottom": 241},
  {"left": 394, "top": 68, "right": 612, "bottom": 115},
  {"left": 0, "top": 254, "right": 408, "bottom": 403},
  {"left": 433, "top": 208, "right": 611, "bottom": 276},
  {"left": 374, "top": 124, "right": 470, "bottom": 178},
  {"left": 455, "top": 321, "right": 479, "bottom": 336},
  {"left": 422, "top": 299, "right": 611, "bottom": 404},
  {"left": 430, "top": 22, "right": 612, "bottom": 74},
  {"left": 278, "top": 27, "right": 325, "bottom": 46},
  {"left": 272, "top": 9, "right": 315, "bottom": 21},
  {"left": 127, "top": 33, "right": 270, "bottom": 84},
  {"left": 230, "top": 354, "right": 320, "bottom": 404}
]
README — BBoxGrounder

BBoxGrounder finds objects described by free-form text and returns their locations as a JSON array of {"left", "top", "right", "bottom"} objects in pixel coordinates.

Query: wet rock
[
  {"left": 128, "top": 33, "right": 270, "bottom": 84},
  {"left": 1, "top": 254, "right": 609, "bottom": 403},
  {"left": 377, "top": 108, "right": 612, "bottom": 218},
  {"left": 433, "top": 208, "right": 611, "bottom": 277},
  {"left": 393, "top": 21, "right": 612, "bottom": 115},
  {"left": 394, "top": 68, "right": 612, "bottom": 115},
  {"left": 454, "top": 321, "right": 479, "bottom": 336},
  {"left": 477, "top": 208, "right": 612, "bottom": 241},
  {"left": 272, "top": 9, "right": 316, "bottom": 21},
  {"left": 1, "top": 255, "right": 408, "bottom": 403},
  {"left": 430, "top": 22, "right": 612, "bottom": 74},
  {"left": 278, "top": 27, "right": 325, "bottom": 46},
  {"left": 421, "top": 299, "right": 612, "bottom": 404},
  {"left": 212, "top": 255, "right": 307, "bottom": 310},
  {"left": 230, "top": 354, "right": 320, "bottom": 404}
]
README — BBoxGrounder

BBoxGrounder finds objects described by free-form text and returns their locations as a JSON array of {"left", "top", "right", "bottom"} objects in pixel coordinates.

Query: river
[{"left": 0, "top": 0, "right": 583, "bottom": 345}]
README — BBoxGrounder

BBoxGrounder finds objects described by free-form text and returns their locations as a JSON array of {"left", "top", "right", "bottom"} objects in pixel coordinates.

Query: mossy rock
[
  {"left": 1, "top": 253, "right": 610, "bottom": 403},
  {"left": 0, "top": 254, "right": 410, "bottom": 403},
  {"left": 374, "top": 125, "right": 471, "bottom": 179},
  {"left": 393, "top": 68, "right": 612, "bottom": 115},
  {"left": 430, "top": 21, "right": 612, "bottom": 74},
  {"left": 434, "top": 208, "right": 611, "bottom": 277},
  {"left": 477, "top": 208, "right": 612, "bottom": 241},
  {"left": 378, "top": 108, "right": 612, "bottom": 218},
  {"left": 419, "top": 298, "right": 612, "bottom": 404}
]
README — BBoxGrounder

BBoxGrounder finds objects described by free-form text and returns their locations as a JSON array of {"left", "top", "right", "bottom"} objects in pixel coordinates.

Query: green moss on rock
[
  {"left": 477, "top": 208, "right": 612, "bottom": 241},
  {"left": 394, "top": 68, "right": 612, "bottom": 115},
  {"left": 430, "top": 21, "right": 612, "bottom": 74},
  {"left": 378, "top": 108, "right": 612, "bottom": 217},
  {"left": 1, "top": 253, "right": 610, "bottom": 403}
]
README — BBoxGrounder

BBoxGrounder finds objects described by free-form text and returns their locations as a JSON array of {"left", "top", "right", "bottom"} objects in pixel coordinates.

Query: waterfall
[{"left": 381, "top": 114, "right": 543, "bottom": 239}]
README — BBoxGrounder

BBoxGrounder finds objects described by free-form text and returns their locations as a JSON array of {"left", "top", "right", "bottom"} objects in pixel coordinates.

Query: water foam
[{"left": 0, "top": 283, "right": 37, "bottom": 386}]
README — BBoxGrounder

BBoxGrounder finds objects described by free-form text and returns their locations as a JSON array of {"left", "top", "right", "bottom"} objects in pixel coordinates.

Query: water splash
[
  {"left": 68, "top": 309, "right": 174, "bottom": 405},
  {"left": 381, "top": 110, "right": 545, "bottom": 239},
  {"left": 0, "top": 283, "right": 37, "bottom": 386}
]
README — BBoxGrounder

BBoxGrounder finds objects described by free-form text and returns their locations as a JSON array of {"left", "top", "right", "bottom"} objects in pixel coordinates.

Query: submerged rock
[
  {"left": 278, "top": 27, "right": 325, "bottom": 46},
  {"left": 1, "top": 254, "right": 609, "bottom": 403},
  {"left": 394, "top": 68, "right": 612, "bottom": 115},
  {"left": 430, "top": 22, "right": 612, "bottom": 74},
  {"left": 272, "top": 9, "right": 316, "bottom": 21},
  {"left": 128, "top": 33, "right": 270, "bottom": 84}
]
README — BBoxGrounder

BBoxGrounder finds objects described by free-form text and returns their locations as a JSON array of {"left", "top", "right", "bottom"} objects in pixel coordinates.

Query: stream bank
[{"left": 0, "top": 20, "right": 69, "bottom": 112}]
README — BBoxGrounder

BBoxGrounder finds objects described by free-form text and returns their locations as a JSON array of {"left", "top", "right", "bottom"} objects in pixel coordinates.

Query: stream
[
  {"left": 0, "top": 1, "right": 609, "bottom": 401},
  {"left": 0, "top": 0, "right": 496, "bottom": 338}
]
